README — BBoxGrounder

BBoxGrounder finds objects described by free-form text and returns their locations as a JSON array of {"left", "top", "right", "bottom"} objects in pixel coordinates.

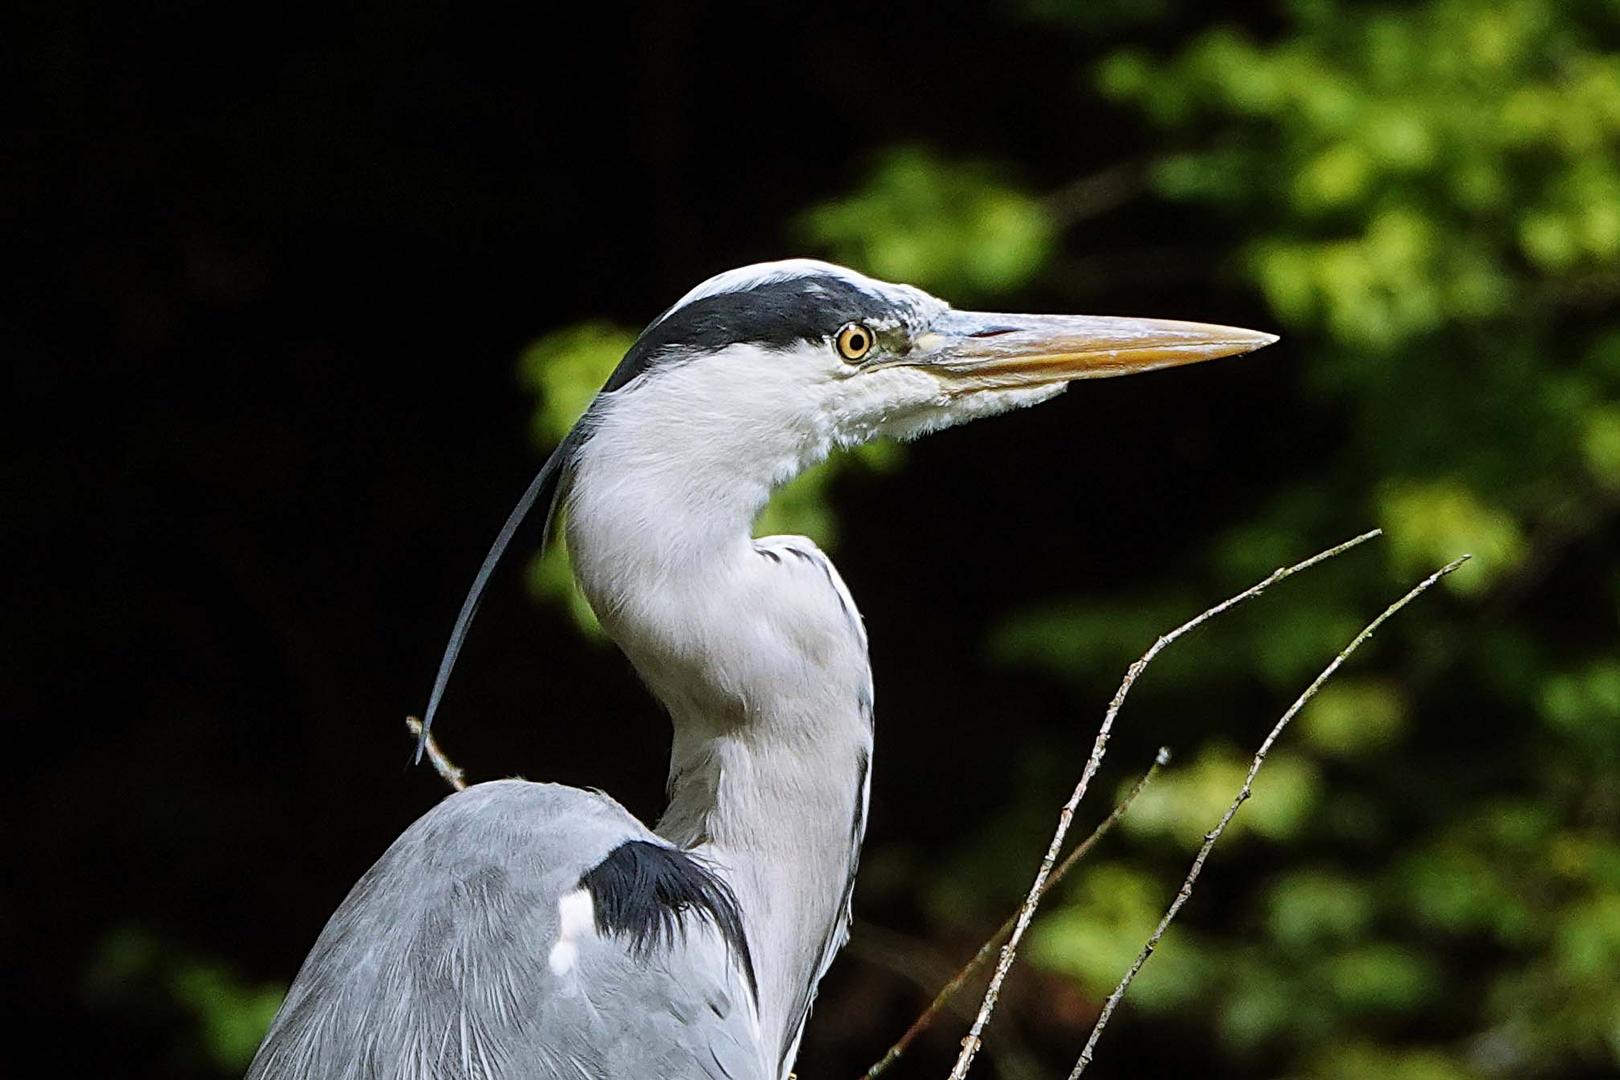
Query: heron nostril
[{"left": 968, "top": 326, "right": 1018, "bottom": 338}]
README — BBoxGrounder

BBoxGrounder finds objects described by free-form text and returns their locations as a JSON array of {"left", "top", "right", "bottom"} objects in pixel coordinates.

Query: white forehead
[{"left": 651, "top": 259, "right": 939, "bottom": 330}]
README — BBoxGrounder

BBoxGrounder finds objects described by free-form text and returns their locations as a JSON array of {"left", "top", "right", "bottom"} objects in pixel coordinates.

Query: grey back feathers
[{"left": 246, "top": 781, "right": 766, "bottom": 1080}]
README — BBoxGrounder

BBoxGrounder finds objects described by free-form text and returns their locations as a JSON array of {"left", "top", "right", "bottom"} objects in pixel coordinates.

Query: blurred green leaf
[
  {"left": 1303, "top": 1043, "right": 1480, "bottom": 1080},
  {"left": 1028, "top": 862, "right": 1214, "bottom": 1010},
  {"left": 1581, "top": 404, "right": 1620, "bottom": 490},
  {"left": 1539, "top": 658, "right": 1620, "bottom": 756},
  {"left": 1265, "top": 869, "right": 1376, "bottom": 948},
  {"left": 799, "top": 147, "right": 1053, "bottom": 300},
  {"left": 1324, "top": 942, "right": 1443, "bottom": 1014},
  {"left": 1122, "top": 745, "right": 1320, "bottom": 847},
  {"left": 1299, "top": 678, "right": 1407, "bottom": 756},
  {"left": 85, "top": 927, "right": 285, "bottom": 1072},
  {"left": 169, "top": 961, "right": 287, "bottom": 1071},
  {"left": 1379, "top": 480, "right": 1525, "bottom": 595},
  {"left": 520, "top": 322, "right": 639, "bottom": 445},
  {"left": 1553, "top": 894, "right": 1620, "bottom": 981}
]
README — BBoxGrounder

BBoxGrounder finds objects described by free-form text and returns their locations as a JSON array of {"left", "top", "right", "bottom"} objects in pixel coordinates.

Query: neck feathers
[{"left": 565, "top": 400, "right": 874, "bottom": 1074}]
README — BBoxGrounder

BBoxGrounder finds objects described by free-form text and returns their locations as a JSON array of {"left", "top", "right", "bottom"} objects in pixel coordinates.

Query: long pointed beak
[{"left": 901, "top": 311, "right": 1278, "bottom": 393}]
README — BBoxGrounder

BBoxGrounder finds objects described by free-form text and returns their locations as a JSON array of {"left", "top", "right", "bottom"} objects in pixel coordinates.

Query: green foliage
[
  {"left": 1299, "top": 678, "right": 1407, "bottom": 756},
  {"left": 521, "top": 322, "right": 637, "bottom": 446},
  {"left": 798, "top": 147, "right": 1053, "bottom": 301},
  {"left": 84, "top": 927, "right": 284, "bottom": 1073},
  {"left": 1121, "top": 744, "right": 1320, "bottom": 847},
  {"left": 792, "top": 0, "right": 1620, "bottom": 1074},
  {"left": 1540, "top": 658, "right": 1620, "bottom": 760},
  {"left": 1095, "top": 0, "right": 1620, "bottom": 535},
  {"left": 1028, "top": 861, "right": 1216, "bottom": 1011},
  {"left": 519, "top": 324, "right": 640, "bottom": 635},
  {"left": 1265, "top": 869, "right": 1376, "bottom": 948},
  {"left": 992, "top": 2, "right": 1620, "bottom": 1071},
  {"left": 168, "top": 961, "right": 286, "bottom": 1071},
  {"left": 1378, "top": 479, "right": 1526, "bottom": 595},
  {"left": 1302, "top": 1044, "right": 1481, "bottom": 1080},
  {"left": 1583, "top": 402, "right": 1620, "bottom": 489}
]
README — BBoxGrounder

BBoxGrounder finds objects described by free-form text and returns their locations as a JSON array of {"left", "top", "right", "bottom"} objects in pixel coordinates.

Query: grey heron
[{"left": 246, "top": 260, "right": 1275, "bottom": 1079}]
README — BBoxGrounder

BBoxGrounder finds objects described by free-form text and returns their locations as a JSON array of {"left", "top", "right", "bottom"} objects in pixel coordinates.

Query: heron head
[
  {"left": 415, "top": 260, "right": 1277, "bottom": 751},
  {"left": 579, "top": 259, "right": 1277, "bottom": 478}
]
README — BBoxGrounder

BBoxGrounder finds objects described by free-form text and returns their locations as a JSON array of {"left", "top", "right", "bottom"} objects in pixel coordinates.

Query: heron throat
[{"left": 561, "top": 380, "right": 876, "bottom": 1076}]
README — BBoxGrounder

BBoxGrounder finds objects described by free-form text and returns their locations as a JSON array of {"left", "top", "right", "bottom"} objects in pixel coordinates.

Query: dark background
[{"left": 17, "top": 2, "right": 1609, "bottom": 1078}]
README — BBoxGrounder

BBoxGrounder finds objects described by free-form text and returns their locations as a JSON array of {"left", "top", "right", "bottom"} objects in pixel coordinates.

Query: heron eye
[{"left": 835, "top": 323, "right": 874, "bottom": 362}]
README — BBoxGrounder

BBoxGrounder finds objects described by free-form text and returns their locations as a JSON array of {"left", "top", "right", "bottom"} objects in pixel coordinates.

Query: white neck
[{"left": 563, "top": 369, "right": 873, "bottom": 1075}]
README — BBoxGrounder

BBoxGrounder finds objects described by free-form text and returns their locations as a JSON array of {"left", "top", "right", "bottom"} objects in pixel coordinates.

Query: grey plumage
[{"left": 248, "top": 782, "right": 766, "bottom": 1080}]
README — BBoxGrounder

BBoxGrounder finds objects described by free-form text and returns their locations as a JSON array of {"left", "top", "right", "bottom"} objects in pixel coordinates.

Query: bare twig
[
  {"left": 947, "top": 529, "right": 1382, "bottom": 1080},
  {"left": 405, "top": 716, "right": 467, "bottom": 791},
  {"left": 850, "top": 927, "right": 1046, "bottom": 1080},
  {"left": 1067, "top": 553, "right": 1470, "bottom": 1078},
  {"left": 1041, "top": 161, "right": 1146, "bottom": 227},
  {"left": 862, "top": 749, "right": 1169, "bottom": 1080}
]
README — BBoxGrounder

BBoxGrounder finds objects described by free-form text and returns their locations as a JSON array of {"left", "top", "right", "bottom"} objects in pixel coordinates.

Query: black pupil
[{"left": 848, "top": 331, "right": 865, "bottom": 351}]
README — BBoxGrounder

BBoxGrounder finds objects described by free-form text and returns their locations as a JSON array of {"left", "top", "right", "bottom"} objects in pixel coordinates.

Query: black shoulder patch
[{"left": 580, "top": 840, "right": 757, "bottom": 996}]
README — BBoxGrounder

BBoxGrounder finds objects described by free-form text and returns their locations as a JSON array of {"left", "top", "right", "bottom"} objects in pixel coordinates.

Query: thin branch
[
  {"left": 405, "top": 716, "right": 468, "bottom": 792},
  {"left": 1067, "top": 553, "right": 1470, "bottom": 1079},
  {"left": 850, "top": 927, "right": 1046, "bottom": 1080},
  {"left": 1041, "top": 161, "right": 1147, "bottom": 227},
  {"left": 946, "top": 528, "right": 1382, "bottom": 1080},
  {"left": 862, "top": 749, "right": 1169, "bottom": 1080}
]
